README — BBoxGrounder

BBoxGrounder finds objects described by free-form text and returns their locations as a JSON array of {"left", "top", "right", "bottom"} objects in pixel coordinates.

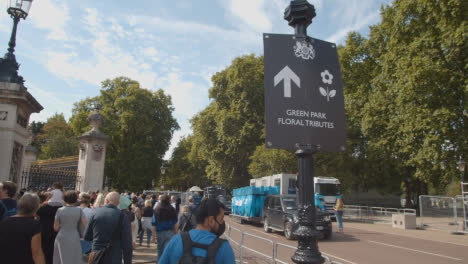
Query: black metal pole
[
  {"left": 284, "top": 1, "right": 324, "bottom": 263},
  {"left": 292, "top": 147, "right": 324, "bottom": 264},
  {"left": 7, "top": 16, "right": 20, "bottom": 56},
  {"left": 0, "top": 13, "right": 24, "bottom": 84}
]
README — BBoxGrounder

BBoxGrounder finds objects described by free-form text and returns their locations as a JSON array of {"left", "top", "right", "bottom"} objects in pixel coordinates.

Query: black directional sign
[{"left": 264, "top": 33, "right": 346, "bottom": 152}]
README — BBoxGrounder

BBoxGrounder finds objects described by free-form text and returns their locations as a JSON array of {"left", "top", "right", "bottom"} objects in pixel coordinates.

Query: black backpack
[
  {"left": 178, "top": 232, "right": 226, "bottom": 264},
  {"left": 179, "top": 212, "right": 196, "bottom": 232}
]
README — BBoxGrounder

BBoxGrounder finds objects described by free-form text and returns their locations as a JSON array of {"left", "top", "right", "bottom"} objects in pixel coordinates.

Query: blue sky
[{"left": 0, "top": 0, "right": 391, "bottom": 158}]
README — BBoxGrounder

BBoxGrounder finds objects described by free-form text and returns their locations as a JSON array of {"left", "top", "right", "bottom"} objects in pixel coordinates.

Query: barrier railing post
[
  {"left": 419, "top": 195, "right": 424, "bottom": 228},
  {"left": 453, "top": 197, "right": 458, "bottom": 231}
]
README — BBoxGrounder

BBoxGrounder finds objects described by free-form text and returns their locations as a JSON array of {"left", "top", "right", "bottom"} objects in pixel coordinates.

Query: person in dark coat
[
  {"left": 36, "top": 186, "right": 64, "bottom": 264},
  {"left": 84, "top": 192, "right": 133, "bottom": 264}
]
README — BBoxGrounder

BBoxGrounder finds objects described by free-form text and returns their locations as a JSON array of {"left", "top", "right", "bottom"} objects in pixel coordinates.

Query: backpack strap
[
  {"left": 180, "top": 232, "right": 194, "bottom": 258},
  {"left": 205, "top": 238, "right": 226, "bottom": 264},
  {"left": 179, "top": 232, "right": 226, "bottom": 264}
]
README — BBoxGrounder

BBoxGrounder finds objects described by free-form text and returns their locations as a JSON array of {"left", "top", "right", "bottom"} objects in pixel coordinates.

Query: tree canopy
[
  {"left": 189, "top": 55, "right": 265, "bottom": 188},
  {"left": 69, "top": 77, "right": 179, "bottom": 191},
  {"left": 36, "top": 113, "right": 78, "bottom": 159},
  {"left": 166, "top": 0, "right": 467, "bottom": 200}
]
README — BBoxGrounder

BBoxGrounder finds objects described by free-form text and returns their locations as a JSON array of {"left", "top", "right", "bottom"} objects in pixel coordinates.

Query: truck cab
[
  {"left": 314, "top": 177, "right": 341, "bottom": 216},
  {"left": 262, "top": 194, "right": 332, "bottom": 240}
]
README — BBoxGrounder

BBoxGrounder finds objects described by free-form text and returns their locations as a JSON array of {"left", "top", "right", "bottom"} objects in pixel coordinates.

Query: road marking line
[
  {"left": 321, "top": 251, "right": 359, "bottom": 264},
  {"left": 346, "top": 224, "right": 468, "bottom": 247},
  {"left": 367, "top": 240, "right": 463, "bottom": 261}
]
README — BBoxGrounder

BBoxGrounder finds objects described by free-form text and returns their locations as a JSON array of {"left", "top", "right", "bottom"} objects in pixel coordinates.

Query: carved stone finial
[{"left": 88, "top": 105, "right": 104, "bottom": 131}]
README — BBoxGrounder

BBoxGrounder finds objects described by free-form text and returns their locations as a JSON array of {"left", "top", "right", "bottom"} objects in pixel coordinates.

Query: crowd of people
[{"left": 0, "top": 181, "right": 235, "bottom": 264}]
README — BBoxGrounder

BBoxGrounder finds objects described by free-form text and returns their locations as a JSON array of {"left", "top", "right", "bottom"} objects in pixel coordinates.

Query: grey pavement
[{"left": 226, "top": 216, "right": 468, "bottom": 264}]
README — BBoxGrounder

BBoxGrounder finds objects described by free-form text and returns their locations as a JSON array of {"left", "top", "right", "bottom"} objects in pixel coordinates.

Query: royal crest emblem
[{"left": 293, "top": 40, "right": 315, "bottom": 60}]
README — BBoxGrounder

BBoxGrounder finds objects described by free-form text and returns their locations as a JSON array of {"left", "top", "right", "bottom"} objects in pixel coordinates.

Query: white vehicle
[{"left": 250, "top": 174, "right": 341, "bottom": 215}]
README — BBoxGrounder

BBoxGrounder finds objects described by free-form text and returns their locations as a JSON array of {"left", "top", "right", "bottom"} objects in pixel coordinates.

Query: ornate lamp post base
[
  {"left": 292, "top": 148, "right": 324, "bottom": 264},
  {"left": 292, "top": 222, "right": 324, "bottom": 263}
]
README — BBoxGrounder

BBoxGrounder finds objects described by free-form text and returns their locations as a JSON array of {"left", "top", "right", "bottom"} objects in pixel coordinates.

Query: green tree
[
  {"left": 69, "top": 77, "right": 179, "bottom": 191},
  {"left": 361, "top": 0, "right": 467, "bottom": 202},
  {"left": 248, "top": 145, "right": 296, "bottom": 178},
  {"left": 69, "top": 96, "right": 100, "bottom": 135},
  {"left": 29, "top": 121, "right": 44, "bottom": 149},
  {"left": 165, "top": 136, "right": 210, "bottom": 191},
  {"left": 37, "top": 113, "right": 78, "bottom": 159},
  {"left": 190, "top": 55, "right": 265, "bottom": 188}
]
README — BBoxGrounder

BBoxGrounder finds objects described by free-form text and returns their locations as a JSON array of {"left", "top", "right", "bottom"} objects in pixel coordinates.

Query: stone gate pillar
[
  {"left": 77, "top": 108, "right": 110, "bottom": 192},
  {"left": 0, "top": 82, "right": 43, "bottom": 183}
]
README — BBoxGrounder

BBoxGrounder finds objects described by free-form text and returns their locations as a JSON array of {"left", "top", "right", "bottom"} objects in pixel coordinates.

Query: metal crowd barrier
[
  {"left": 343, "top": 205, "right": 416, "bottom": 223},
  {"left": 419, "top": 195, "right": 467, "bottom": 234},
  {"left": 225, "top": 224, "right": 342, "bottom": 264}
]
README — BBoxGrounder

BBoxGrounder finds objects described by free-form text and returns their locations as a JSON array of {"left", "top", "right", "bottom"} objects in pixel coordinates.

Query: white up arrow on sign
[{"left": 274, "top": 66, "right": 300, "bottom": 98}]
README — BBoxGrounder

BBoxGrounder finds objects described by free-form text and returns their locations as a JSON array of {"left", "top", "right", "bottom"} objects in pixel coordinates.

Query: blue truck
[{"left": 230, "top": 186, "right": 280, "bottom": 224}]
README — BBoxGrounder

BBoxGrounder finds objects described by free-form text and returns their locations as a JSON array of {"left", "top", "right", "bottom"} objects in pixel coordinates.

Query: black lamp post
[
  {"left": 0, "top": 0, "right": 33, "bottom": 85},
  {"left": 457, "top": 157, "right": 466, "bottom": 184},
  {"left": 284, "top": 1, "right": 324, "bottom": 264}
]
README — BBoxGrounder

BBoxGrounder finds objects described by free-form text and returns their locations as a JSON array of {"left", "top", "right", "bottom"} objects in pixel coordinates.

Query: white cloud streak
[
  {"left": 228, "top": 0, "right": 272, "bottom": 33},
  {"left": 28, "top": 0, "right": 70, "bottom": 40},
  {"left": 326, "top": 11, "right": 380, "bottom": 43}
]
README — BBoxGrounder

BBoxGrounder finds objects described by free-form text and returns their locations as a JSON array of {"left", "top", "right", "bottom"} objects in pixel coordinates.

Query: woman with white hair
[
  {"left": 93, "top": 193, "right": 105, "bottom": 209},
  {"left": 0, "top": 193, "right": 46, "bottom": 263},
  {"left": 37, "top": 183, "right": 64, "bottom": 264}
]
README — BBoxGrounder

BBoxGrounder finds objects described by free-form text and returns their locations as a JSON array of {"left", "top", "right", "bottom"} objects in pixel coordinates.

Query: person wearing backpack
[
  {"left": 0, "top": 181, "right": 18, "bottom": 220},
  {"left": 176, "top": 206, "right": 196, "bottom": 233},
  {"left": 158, "top": 198, "right": 235, "bottom": 264}
]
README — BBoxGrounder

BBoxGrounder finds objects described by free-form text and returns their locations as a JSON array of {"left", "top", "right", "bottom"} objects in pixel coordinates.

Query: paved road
[{"left": 226, "top": 217, "right": 468, "bottom": 264}]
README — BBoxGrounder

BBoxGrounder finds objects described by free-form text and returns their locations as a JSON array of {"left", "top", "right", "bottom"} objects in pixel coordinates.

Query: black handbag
[{"left": 88, "top": 212, "right": 124, "bottom": 264}]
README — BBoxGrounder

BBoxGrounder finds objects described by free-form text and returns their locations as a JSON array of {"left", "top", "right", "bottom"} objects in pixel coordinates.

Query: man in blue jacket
[
  {"left": 159, "top": 197, "right": 235, "bottom": 264},
  {"left": 85, "top": 192, "right": 132, "bottom": 264}
]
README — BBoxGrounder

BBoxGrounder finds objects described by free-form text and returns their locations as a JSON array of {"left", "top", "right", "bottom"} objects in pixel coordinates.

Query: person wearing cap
[{"left": 158, "top": 197, "right": 235, "bottom": 264}]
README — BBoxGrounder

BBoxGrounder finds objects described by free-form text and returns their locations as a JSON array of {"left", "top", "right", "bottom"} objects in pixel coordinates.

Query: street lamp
[
  {"left": 0, "top": 0, "right": 33, "bottom": 84},
  {"left": 160, "top": 164, "right": 167, "bottom": 190},
  {"left": 457, "top": 157, "right": 466, "bottom": 183},
  {"left": 284, "top": 1, "right": 324, "bottom": 264}
]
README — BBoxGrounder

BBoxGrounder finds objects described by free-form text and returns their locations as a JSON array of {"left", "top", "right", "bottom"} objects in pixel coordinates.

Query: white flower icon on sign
[
  {"left": 321, "top": 70, "right": 333, "bottom": 84},
  {"left": 319, "top": 69, "right": 336, "bottom": 102}
]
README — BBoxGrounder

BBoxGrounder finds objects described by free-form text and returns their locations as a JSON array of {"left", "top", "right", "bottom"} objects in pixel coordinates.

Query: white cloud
[
  {"left": 46, "top": 51, "right": 157, "bottom": 89},
  {"left": 42, "top": 8, "right": 157, "bottom": 89},
  {"left": 157, "top": 72, "right": 207, "bottom": 121},
  {"left": 28, "top": 0, "right": 70, "bottom": 40},
  {"left": 26, "top": 82, "right": 72, "bottom": 122},
  {"left": 326, "top": 11, "right": 380, "bottom": 43},
  {"left": 228, "top": 0, "right": 272, "bottom": 33},
  {"left": 129, "top": 15, "right": 259, "bottom": 47}
]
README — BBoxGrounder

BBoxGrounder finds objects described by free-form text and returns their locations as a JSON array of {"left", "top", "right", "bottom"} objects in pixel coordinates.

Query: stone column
[
  {"left": 0, "top": 82, "right": 43, "bottom": 183},
  {"left": 77, "top": 108, "right": 110, "bottom": 192}
]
